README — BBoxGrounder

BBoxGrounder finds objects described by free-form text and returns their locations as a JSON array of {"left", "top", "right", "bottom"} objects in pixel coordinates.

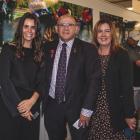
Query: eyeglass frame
[{"left": 57, "top": 23, "right": 79, "bottom": 27}]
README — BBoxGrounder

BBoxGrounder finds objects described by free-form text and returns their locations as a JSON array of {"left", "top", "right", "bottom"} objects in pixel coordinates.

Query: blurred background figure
[
  {"left": 125, "top": 37, "right": 140, "bottom": 109},
  {"left": 43, "top": 25, "right": 58, "bottom": 43}
]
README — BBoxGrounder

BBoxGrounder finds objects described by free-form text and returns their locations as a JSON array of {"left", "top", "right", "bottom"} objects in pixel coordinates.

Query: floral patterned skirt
[{"left": 88, "top": 90, "right": 129, "bottom": 140}]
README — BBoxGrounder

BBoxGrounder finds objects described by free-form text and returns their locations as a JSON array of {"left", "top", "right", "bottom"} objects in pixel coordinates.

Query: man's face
[
  {"left": 56, "top": 16, "right": 79, "bottom": 42},
  {"left": 127, "top": 38, "right": 137, "bottom": 47}
]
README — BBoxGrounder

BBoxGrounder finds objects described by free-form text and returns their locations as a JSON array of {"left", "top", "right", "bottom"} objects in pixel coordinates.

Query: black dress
[
  {"left": 0, "top": 45, "right": 45, "bottom": 140},
  {"left": 88, "top": 55, "right": 128, "bottom": 140}
]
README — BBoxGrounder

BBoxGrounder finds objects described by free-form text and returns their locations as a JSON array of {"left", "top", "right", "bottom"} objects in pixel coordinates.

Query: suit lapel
[
  {"left": 66, "top": 39, "right": 79, "bottom": 88},
  {"left": 46, "top": 41, "right": 58, "bottom": 82}
]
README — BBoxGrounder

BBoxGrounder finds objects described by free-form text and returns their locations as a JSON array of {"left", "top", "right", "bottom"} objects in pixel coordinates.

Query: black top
[{"left": 0, "top": 44, "right": 45, "bottom": 117}]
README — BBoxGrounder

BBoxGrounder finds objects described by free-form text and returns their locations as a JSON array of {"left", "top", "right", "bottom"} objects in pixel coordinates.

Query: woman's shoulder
[
  {"left": 114, "top": 47, "right": 129, "bottom": 57},
  {"left": 1, "top": 42, "right": 16, "bottom": 55},
  {"left": 113, "top": 47, "right": 130, "bottom": 63},
  {"left": 3, "top": 42, "right": 16, "bottom": 50}
]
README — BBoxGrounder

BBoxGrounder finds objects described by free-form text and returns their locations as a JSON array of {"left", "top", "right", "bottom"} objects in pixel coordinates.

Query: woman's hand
[
  {"left": 125, "top": 117, "right": 136, "bottom": 130},
  {"left": 17, "top": 92, "right": 39, "bottom": 120},
  {"left": 17, "top": 98, "right": 34, "bottom": 114},
  {"left": 17, "top": 99, "right": 34, "bottom": 121},
  {"left": 17, "top": 91, "right": 39, "bottom": 114},
  {"left": 20, "top": 110, "right": 33, "bottom": 121}
]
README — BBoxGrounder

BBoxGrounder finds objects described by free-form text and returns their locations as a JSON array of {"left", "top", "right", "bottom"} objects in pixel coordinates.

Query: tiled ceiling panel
[{"left": 106, "top": 0, "right": 132, "bottom": 8}]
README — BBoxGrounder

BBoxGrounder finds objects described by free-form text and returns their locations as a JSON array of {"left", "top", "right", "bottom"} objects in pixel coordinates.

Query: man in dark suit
[{"left": 43, "top": 14, "right": 101, "bottom": 140}]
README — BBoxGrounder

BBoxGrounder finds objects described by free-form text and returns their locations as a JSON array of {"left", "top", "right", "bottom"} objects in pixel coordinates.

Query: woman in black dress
[
  {"left": 88, "top": 19, "right": 136, "bottom": 140},
  {"left": 0, "top": 12, "right": 45, "bottom": 140}
]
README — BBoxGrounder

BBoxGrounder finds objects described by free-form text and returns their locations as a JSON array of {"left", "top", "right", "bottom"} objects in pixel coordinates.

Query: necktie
[{"left": 55, "top": 43, "right": 67, "bottom": 103}]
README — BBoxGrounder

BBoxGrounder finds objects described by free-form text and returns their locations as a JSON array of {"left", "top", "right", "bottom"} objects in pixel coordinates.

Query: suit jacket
[
  {"left": 43, "top": 38, "right": 101, "bottom": 121},
  {"left": 105, "top": 47, "right": 135, "bottom": 130}
]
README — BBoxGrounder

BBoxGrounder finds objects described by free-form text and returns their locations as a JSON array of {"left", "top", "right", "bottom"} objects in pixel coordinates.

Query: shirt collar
[{"left": 59, "top": 38, "right": 75, "bottom": 48}]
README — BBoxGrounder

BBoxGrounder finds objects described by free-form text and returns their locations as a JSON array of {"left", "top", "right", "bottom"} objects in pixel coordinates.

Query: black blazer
[
  {"left": 105, "top": 48, "right": 135, "bottom": 130},
  {"left": 43, "top": 38, "right": 101, "bottom": 121}
]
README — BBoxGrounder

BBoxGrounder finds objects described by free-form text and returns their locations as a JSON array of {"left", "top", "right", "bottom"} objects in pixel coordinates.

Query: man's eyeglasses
[{"left": 57, "top": 23, "right": 77, "bottom": 27}]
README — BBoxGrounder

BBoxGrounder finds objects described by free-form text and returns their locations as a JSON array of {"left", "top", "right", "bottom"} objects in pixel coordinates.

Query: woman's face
[
  {"left": 97, "top": 23, "right": 112, "bottom": 47},
  {"left": 22, "top": 18, "right": 36, "bottom": 43}
]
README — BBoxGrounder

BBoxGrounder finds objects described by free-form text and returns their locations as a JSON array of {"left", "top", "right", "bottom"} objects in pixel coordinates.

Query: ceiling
[
  {"left": 106, "top": 0, "right": 140, "bottom": 14},
  {"left": 106, "top": 0, "right": 132, "bottom": 8}
]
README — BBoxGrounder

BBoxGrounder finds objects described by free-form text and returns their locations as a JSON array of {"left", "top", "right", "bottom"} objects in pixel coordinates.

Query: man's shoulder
[
  {"left": 75, "top": 38, "right": 91, "bottom": 45},
  {"left": 43, "top": 40, "right": 58, "bottom": 51},
  {"left": 74, "top": 38, "right": 98, "bottom": 57},
  {"left": 74, "top": 38, "right": 96, "bottom": 48}
]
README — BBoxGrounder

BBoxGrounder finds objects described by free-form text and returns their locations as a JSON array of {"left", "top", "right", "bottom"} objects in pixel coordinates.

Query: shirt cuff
[{"left": 81, "top": 108, "right": 93, "bottom": 117}]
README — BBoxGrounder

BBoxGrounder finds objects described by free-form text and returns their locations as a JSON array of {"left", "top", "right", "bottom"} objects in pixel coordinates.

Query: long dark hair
[{"left": 14, "top": 12, "right": 43, "bottom": 63}]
